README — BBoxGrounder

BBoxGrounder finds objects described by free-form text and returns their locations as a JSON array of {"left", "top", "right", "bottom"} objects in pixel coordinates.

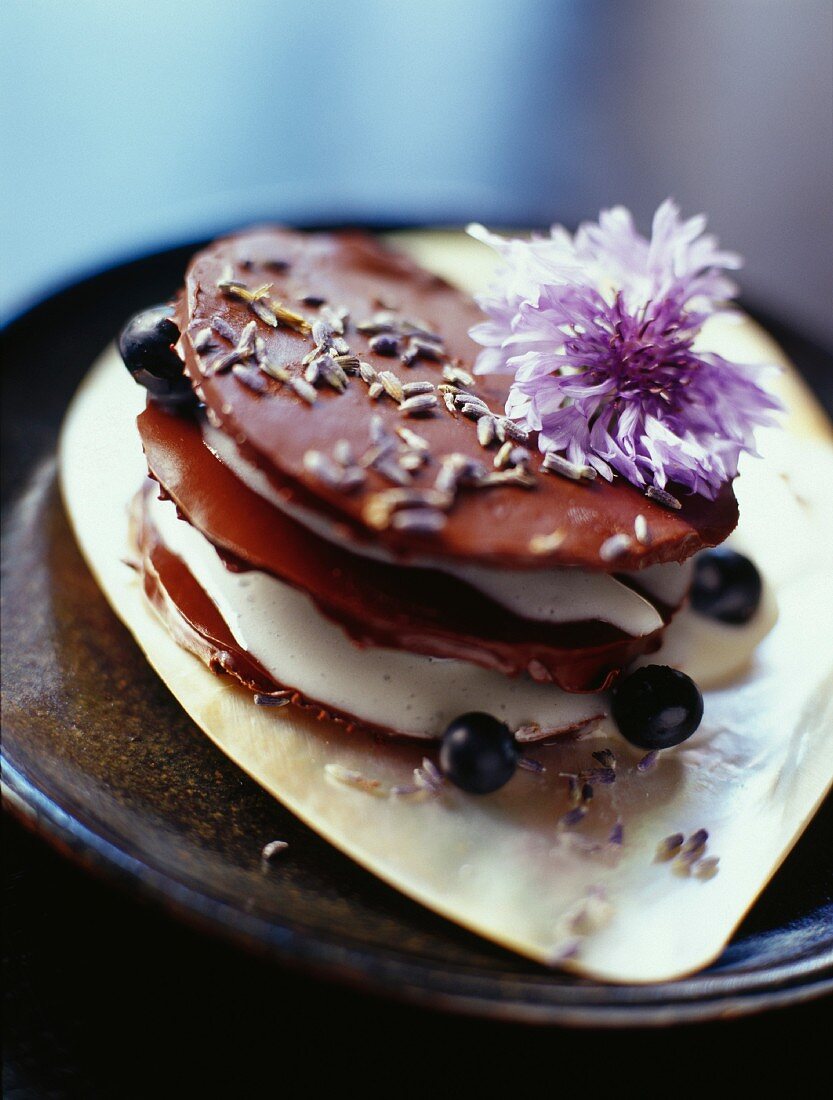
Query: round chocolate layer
[
  {"left": 136, "top": 492, "right": 392, "bottom": 728},
  {"left": 135, "top": 486, "right": 607, "bottom": 741},
  {"left": 141, "top": 523, "right": 277, "bottom": 695},
  {"left": 139, "top": 402, "right": 673, "bottom": 692},
  {"left": 177, "top": 227, "right": 738, "bottom": 571}
]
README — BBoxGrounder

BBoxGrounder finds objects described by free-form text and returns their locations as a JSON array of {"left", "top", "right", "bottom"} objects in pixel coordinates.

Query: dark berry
[
  {"left": 439, "top": 712, "right": 518, "bottom": 794},
  {"left": 691, "top": 548, "right": 762, "bottom": 625},
  {"left": 118, "top": 304, "right": 193, "bottom": 406},
  {"left": 612, "top": 665, "right": 703, "bottom": 751}
]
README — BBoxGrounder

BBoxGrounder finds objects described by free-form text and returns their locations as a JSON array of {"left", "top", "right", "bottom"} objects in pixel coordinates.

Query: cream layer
[
  {"left": 204, "top": 424, "right": 691, "bottom": 637},
  {"left": 147, "top": 491, "right": 774, "bottom": 741}
]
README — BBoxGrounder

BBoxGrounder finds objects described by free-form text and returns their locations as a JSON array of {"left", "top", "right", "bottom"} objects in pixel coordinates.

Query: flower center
[{"left": 563, "top": 294, "right": 698, "bottom": 412}]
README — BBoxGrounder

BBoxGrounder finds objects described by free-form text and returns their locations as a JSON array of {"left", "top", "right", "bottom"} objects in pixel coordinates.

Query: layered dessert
[
  {"left": 119, "top": 207, "right": 778, "bottom": 793},
  {"left": 59, "top": 205, "right": 833, "bottom": 979}
]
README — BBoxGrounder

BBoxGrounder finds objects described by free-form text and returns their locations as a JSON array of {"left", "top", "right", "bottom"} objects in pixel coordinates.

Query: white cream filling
[
  {"left": 149, "top": 492, "right": 774, "bottom": 740},
  {"left": 626, "top": 559, "right": 693, "bottom": 606},
  {"left": 149, "top": 492, "right": 607, "bottom": 739},
  {"left": 426, "top": 561, "right": 664, "bottom": 633},
  {"left": 636, "top": 582, "right": 778, "bottom": 689},
  {"left": 203, "top": 424, "right": 686, "bottom": 637}
]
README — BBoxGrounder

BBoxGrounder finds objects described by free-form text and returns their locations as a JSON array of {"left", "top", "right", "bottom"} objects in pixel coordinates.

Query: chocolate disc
[
  {"left": 139, "top": 402, "right": 679, "bottom": 692},
  {"left": 178, "top": 227, "right": 738, "bottom": 570}
]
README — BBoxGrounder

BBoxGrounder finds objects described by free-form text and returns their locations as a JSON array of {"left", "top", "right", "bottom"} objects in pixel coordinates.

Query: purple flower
[{"left": 468, "top": 201, "right": 781, "bottom": 498}]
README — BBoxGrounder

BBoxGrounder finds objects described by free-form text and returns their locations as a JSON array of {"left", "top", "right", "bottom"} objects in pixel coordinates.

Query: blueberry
[
  {"left": 439, "top": 712, "right": 518, "bottom": 794},
  {"left": 118, "top": 304, "right": 193, "bottom": 406},
  {"left": 691, "top": 548, "right": 762, "bottom": 625},
  {"left": 612, "top": 665, "right": 703, "bottom": 751}
]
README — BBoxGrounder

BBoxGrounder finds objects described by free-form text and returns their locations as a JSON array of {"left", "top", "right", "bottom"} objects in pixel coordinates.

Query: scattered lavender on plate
[{"left": 261, "top": 840, "right": 289, "bottom": 862}]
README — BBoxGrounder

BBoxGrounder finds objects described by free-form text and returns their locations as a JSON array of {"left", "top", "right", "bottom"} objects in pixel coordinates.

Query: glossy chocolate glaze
[
  {"left": 139, "top": 402, "right": 670, "bottom": 692},
  {"left": 176, "top": 228, "right": 738, "bottom": 571}
]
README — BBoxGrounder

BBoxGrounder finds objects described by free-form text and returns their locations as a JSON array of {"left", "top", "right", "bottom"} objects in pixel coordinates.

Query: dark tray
[{"left": 2, "top": 237, "right": 832, "bottom": 1026}]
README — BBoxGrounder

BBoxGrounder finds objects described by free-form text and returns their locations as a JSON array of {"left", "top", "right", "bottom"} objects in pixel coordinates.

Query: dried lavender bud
[
  {"left": 359, "top": 360, "right": 378, "bottom": 385},
  {"left": 290, "top": 376, "right": 318, "bottom": 405},
  {"left": 254, "top": 691, "right": 292, "bottom": 707},
  {"left": 442, "top": 363, "right": 475, "bottom": 386},
  {"left": 599, "top": 533, "right": 633, "bottom": 561},
  {"left": 608, "top": 821, "right": 624, "bottom": 846},
  {"left": 637, "top": 750, "right": 660, "bottom": 772},
  {"left": 390, "top": 507, "right": 447, "bottom": 534},
  {"left": 477, "top": 416, "right": 497, "bottom": 447},
  {"left": 401, "top": 380, "right": 435, "bottom": 397},
  {"left": 592, "top": 749, "right": 616, "bottom": 769},
  {"left": 404, "top": 337, "right": 444, "bottom": 363},
  {"left": 517, "top": 756, "right": 546, "bottom": 774},
  {"left": 645, "top": 485, "right": 682, "bottom": 510},
  {"left": 399, "top": 393, "right": 438, "bottom": 416},
  {"left": 232, "top": 364, "right": 270, "bottom": 394},
  {"left": 541, "top": 451, "right": 597, "bottom": 481},
  {"left": 681, "top": 828, "right": 709, "bottom": 857},
  {"left": 656, "top": 833, "right": 685, "bottom": 860},
  {"left": 261, "top": 840, "right": 289, "bottom": 861},
  {"left": 369, "top": 333, "right": 401, "bottom": 357},
  {"left": 460, "top": 402, "right": 489, "bottom": 421},
  {"left": 634, "top": 514, "right": 650, "bottom": 544},
  {"left": 583, "top": 766, "right": 616, "bottom": 786},
  {"left": 495, "top": 418, "right": 530, "bottom": 445},
  {"left": 378, "top": 370, "right": 405, "bottom": 402},
  {"left": 695, "top": 856, "right": 720, "bottom": 880},
  {"left": 560, "top": 805, "right": 589, "bottom": 828}
]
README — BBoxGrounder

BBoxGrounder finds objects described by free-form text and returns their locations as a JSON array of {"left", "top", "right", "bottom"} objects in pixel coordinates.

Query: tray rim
[{"left": 3, "top": 757, "right": 832, "bottom": 1027}]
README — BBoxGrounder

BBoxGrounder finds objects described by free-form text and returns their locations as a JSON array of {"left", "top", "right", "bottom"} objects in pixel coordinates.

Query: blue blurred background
[{"left": 1, "top": 0, "right": 831, "bottom": 344}]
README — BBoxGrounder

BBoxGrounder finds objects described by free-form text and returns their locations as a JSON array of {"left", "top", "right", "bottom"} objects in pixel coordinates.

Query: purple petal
[{"left": 467, "top": 203, "right": 782, "bottom": 498}]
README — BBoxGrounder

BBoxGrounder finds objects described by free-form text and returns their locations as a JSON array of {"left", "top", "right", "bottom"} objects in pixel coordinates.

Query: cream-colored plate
[{"left": 59, "top": 232, "right": 833, "bottom": 983}]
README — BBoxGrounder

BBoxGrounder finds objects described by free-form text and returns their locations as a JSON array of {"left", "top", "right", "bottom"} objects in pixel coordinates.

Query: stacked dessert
[{"left": 120, "top": 222, "right": 767, "bottom": 793}]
